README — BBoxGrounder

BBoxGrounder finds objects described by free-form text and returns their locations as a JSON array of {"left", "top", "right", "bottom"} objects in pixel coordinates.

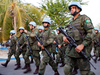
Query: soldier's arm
[{"left": 82, "top": 16, "right": 94, "bottom": 46}]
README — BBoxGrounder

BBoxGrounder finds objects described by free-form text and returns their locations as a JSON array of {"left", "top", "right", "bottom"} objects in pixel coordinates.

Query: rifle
[
  {"left": 35, "top": 35, "right": 54, "bottom": 61},
  {"left": 54, "top": 39, "right": 64, "bottom": 55},
  {"left": 25, "top": 36, "right": 33, "bottom": 58},
  {"left": 16, "top": 37, "right": 22, "bottom": 52},
  {"left": 93, "top": 41, "right": 100, "bottom": 46},
  {"left": 59, "top": 27, "right": 96, "bottom": 70}
]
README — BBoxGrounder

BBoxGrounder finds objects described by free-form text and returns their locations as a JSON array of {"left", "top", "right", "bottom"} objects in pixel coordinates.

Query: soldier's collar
[{"left": 72, "top": 14, "right": 81, "bottom": 21}]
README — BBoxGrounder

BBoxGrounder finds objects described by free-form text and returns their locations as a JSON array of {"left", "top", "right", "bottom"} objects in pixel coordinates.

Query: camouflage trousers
[
  {"left": 56, "top": 51, "right": 64, "bottom": 63},
  {"left": 15, "top": 49, "right": 30, "bottom": 64},
  {"left": 94, "top": 46, "right": 100, "bottom": 57},
  {"left": 32, "top": 50, "right": 40, "bottom": 67},
  {"left": 39, "top": 51, "right": 57, "bottom": 75},
  {"left": 7, "top": 49, "right": 16, "bottom": 62},
  {"left": 64, "top": 56, "right": 95, "bottom": 75}
]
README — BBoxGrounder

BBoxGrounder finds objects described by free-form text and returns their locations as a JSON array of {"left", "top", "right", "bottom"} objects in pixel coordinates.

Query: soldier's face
[
  {"left": 70, "top": 6, "right": 80, "bottom": 14},
  {"left": 57, "top": 30, "right": 59, "bottom": 34},
  {"left": 43, "top": 22, "right": 48, "bottom": 27},
  {"left": 29, "top": 25, "right": 33, "bottom": 29},
  {"left": 39, "top": 29, "right": 42, "bottom": 32},
  {"left": 20, "top": 29, "right": 24, "bottom": 33},
  {"left": 95, "top": 30, "right": 98, "bottom": 34}
]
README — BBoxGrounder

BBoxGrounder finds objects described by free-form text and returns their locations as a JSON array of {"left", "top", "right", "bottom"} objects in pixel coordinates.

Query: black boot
[
  {"left": 1, "top": 60, "right": 9, "bottom": 67},
  {"left": 94, "top": 57, "right": 98, "bottom": 63},
  {"left": 22, "top": 64, "right": 27, "bottom": 69},
  {"left": 14, "top": 63, "right": 21, "bottom": 70},
  {"left": 98, "top": 57, "right": 100, "bottom": 61},
  {"left": 72, "top": 67, "right": 78, "bottom": 75},
  {"left": 33, "top": 66, "right": 39, "bottom": 74},
  {"left": 56, "top": 62, "right": 58, "bottom": 67},
  {"left": 54, "top": 70, "right": 59, "bottom": 75},
  {"left": 24, "top": 64, "right": 31, "bottom": 73},
  {"left": 60, "top": 62, "right": 65, "bottom": 67},
  {"left": 38, "top": 73, "right": 42, "bottom": 75}
]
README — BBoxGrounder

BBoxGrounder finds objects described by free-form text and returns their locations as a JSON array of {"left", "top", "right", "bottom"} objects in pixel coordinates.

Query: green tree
[
  {"left": 40, "top": 0, "right": 87, "bottom": 29},
  {"left": 0, "top": 0, "right": 45, "bottom": 41}
]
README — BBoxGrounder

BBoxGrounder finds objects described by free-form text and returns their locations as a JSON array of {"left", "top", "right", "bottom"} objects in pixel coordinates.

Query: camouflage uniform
[
  {"left": 64, "top": 14, "right": 95, "bottom": 75},
  {"left": 1, "top": 35, "right": 17, "bottom": 67},
  {"left": 93, "top": 32, "right": 100, "bottom": 62},
  {"left": 56, "top": 33, "right": 65, "bottom": 65},
  {"left": 39, "top": 28, "right": 58, "bottom": 75},
  {"left": 15, "top": 33, "right": 30, "bottom": 70},
  {"left": 27, "top": 28, "right": 40, "bottom": 70},
  {"left": 51, "top": 31, "right": 57, "bottom": 60}
]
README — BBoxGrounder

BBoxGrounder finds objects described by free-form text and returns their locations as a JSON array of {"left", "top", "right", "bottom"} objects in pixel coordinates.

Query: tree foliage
[{"left": 40, "top": 0, "right": 88, "bottom": 29}]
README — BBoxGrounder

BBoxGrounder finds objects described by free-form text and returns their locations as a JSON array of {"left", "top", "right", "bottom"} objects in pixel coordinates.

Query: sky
[{"left": 22, "top": 0, "right": 100, "bottom": 27}]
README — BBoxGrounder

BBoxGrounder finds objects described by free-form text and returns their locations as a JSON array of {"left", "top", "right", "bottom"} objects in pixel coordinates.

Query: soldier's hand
[
  {"left": 24, "top": 30, "right": 27, "bottom": 33},
  {"left": 75, "top": 44, "right": 84, "bottom": 53},
  {"left": 20, "top": 46, "right": 22, "bottom": 49},
  {"left": 38, "top": 42, "right": 41, "bottom": 47},
  {"left": 63, "top": 36, "right": 70, "bottom": 43},
  {"left": 58, "top": 45, "right": 61, "bottom": 48},
  {"left": 92, "top": 41, "right": 94, "bottom": 43},
  {"left": 63, "top": 44, "right": 65, "bottom": 46},
  {"left": 26, "top": 42, "right": 28, "bottom": 45},
  {"left": 41, "top": 45, "right": 44, "bottom": 49},
  {"left": 54, "top": 41, "right": 56, "bottom": 44},
  {"left": 17, "top": 42, "right": 18, "bottom": 44}
]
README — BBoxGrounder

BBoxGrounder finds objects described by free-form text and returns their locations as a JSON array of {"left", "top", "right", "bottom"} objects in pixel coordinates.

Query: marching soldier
[
  {"left": 25, "top": 22, "right": 40, "bottom": 74},
  {"left": 54, "top": 28, "right": 65, "bottom": 67},
  {"left": 38, "top": 18, "right": 59, "bottom": 75},
  {"left": 14, "top": 27, "right": 31, "bottom": 73},
  {"left": 93, "top": 28, "right": 100, "bottom": 63},
  {"left": 1, "top": 30, "right": 17, "bottom": 67},
  {"left": 63, "top": 1, "right": 95, "bottom": 75}
]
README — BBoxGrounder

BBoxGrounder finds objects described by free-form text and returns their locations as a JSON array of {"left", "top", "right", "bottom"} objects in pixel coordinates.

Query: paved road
[{"left": 0, "top": 50, "right": 100, "bottom": 75}]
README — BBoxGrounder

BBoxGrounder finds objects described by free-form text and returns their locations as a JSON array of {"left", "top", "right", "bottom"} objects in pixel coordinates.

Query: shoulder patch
[
  {"left": 51, "top": 31, "right": 54, "bottom": 34},
  {"left": 86, "top": 19, "right": 91, "bottom": 23}
]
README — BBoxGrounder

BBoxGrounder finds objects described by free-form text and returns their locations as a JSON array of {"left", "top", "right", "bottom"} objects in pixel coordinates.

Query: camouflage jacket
[
  {"left": 27, "top": 28, "right": 39, "bottom": 50},
  {"left": 10, "top": 35, "right": 17, "bottom": 51},
  {"left": 65, "top": 14, "right": 94, "bottom": 58},
  {"left": 56, "top": 33, "right": 65, "bottom": 53},
  {"left": 19, "top": 33, "right": 27, "bottom": 50},
  {"left": 93, "top": 32, "right": 100, "bottom": 47},
  {"left": 41, "top": 28, "right": 55, "bottom": 53}
]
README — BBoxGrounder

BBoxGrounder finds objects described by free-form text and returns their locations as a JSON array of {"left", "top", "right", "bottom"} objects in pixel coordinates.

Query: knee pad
[{"left": 64, "top": 64, "right": 72, "bottom": 75}]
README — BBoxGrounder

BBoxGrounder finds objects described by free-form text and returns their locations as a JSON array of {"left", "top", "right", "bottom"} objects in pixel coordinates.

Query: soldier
[
  {"left": 14, "top": 27, "right": 31, "bottom": 74},
  {"left": 54, "top": 28, "right": 65, "bottom": 67},
  {"left": 63, "top": 1, "right": 95, "bottom": 75},
  {"left": 38, "top": 18, "right": 59, "bottom": 75},
  {"left": 1, "top": 30, "right": 17, "bottom": 67},
  {"left": 51, "top": 30, "right": 57, "bottom": 60},
  {"left": 24, "top": 22, "right": 40, "bottom": 74},
  {"left": 38, "top": 26, "right": 44, "bottom": 37},
  {"left": 93, "top": 28, "right": 100, "bottom": 63}
]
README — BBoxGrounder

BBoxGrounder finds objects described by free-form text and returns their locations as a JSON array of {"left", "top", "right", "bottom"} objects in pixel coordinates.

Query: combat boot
[
  {"left": 15, "top": 63, "right": 17, "bottom": 66},
  {"left": 98, "top": 57, "right": 100, "bottom": 61},
  {"left": 22, "top": 64, "right": 27, "bottom": 69},
  {"left": 60, "top": 62, "right": 65, "bottom": 67},
  {"left": 54, "top": 70, "right": 59, "bottom": 75},
  {"left": 14, "top": 63, "right": 21, "bottom": 70},
  {"left": 24, "top": 64, "right": 31, "bottom": 73},
  {"left": 1, "top": 60, "right": 9, "bottom": 67},
  {"left": 72, "top": 67, "right": 78, "bottom": 75},
  {"left": 38, "top": 73, "right": 42, "bottom": 75},
  {"left": 56, "top": 62, "right": 58, "bottom": 67},
  {"left": 94, "top": 57, "right": 98, "bottom": 63},
  {"left": 33, "top": 66, "right": 39, "bottom": 74}
]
